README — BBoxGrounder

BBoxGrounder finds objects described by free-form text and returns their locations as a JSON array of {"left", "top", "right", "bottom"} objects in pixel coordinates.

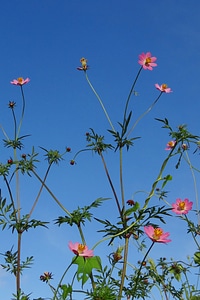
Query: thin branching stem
[{"left": 85, "top": 71, "right": 116, "bottom": 132}]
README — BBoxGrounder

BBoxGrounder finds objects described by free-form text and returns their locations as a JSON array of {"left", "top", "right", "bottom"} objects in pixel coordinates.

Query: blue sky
[{"left": 0, "top": 1, "right": 200, "bottom": 299}]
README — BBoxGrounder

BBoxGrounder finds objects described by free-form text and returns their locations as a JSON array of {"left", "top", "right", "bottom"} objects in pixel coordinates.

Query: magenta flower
[
  {"left": 165, "top": 140, "right": 176, "bottom": 150},
  {"left": 77, "top": 57, "right": 89, "bottom": 71},
  {"left": 10, "top": 77, "right": 30, "bottom": 86},
  {"left": 68, "top": 241, "right": 94, "bottom": 257},
  {"left": 144, "top": 226, "right": 171, "bottom": 243},
  {"left": 138, "top": 52, "right": 157, "bottom": 70},
  {"left": 155, "top": 83, "right": 172, "bottom": 93},
  {"left": 172, "top": 198, "right": 193, "bottom": 215}
]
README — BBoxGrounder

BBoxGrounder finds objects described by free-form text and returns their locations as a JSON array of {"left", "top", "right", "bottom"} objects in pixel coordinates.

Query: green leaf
[
  {"left": 73, "top": 256, "right": 102, "bottom": 287},
  {"left": 194, "top": 251, "right": 200, "bottom": 265},
  {"left": 124, "top": 202, "right": 140, "bottom": 216}
]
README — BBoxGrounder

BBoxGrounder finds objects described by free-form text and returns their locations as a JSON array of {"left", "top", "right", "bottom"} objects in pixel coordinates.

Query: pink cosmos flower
[
  {"left": 155, "top": 83, "right": 172, "bottom": 93},
  {"left": 68, "top": 241, "right": 94, "bottom": 257},
  {"left": 172, "top": 198, "right": 193, "bottom": 215},
  {"left": 10, "top": 77, "right": 30, "bottom": 86},
  {"left": 144, "top": 226, "right": 171, "bottom": 243},
  {"left": 77, "top": 57, "right": 89, "bottom": 71},
  {"left": 138, "top": 52, "right": 157, "bottom": 70},
  {"left": 165, "top": 140, "right": 176, "bottom": 150}
]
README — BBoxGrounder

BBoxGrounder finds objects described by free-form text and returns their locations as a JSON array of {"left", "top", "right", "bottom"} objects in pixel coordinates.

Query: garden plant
[{"left": 0, "top": 52, "right": 200, "bottom": 300}]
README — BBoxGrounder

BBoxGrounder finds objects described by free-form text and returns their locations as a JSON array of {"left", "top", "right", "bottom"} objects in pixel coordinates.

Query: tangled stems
[
  {"left": 32, "top": 169, "right": 72, "bottom": 218},
  {"left": 27, "top": 163, "right": 52, "bottom": 220},
  {"left": 84, "top": 71, "right": 115, "bottom": 132}
]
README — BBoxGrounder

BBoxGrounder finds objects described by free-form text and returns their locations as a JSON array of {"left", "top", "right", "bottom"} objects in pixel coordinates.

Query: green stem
[
  {"left": 11, "top": 108, "right": 17, "bottom": 140},
  {"left": 77, "top": 224, "right": 86, "bottom": 245},
  {"left": 32, "top": 169, "right": 72, "bottom": 217},
  {"left": 16, "top": 85, "right": 25, "bottom": 138},
  {"left": 53, "top": 256, "right": 78, "bottom": 300},
  {"left": 143, "top": 146, "right": 176, "bottom": 209},
  {"left": 85, "top": 72, "right": 115, "bottom": 132},
  {"left": 127, "top": 92, "right": 163, "bottom": 137},
  {"left": 99, "top": 152, "right": 122, "bottom": 216},
  {"left": 132, "top": 242, "right": 155, "bottom": 298},
  {"left": 16, "top": 232, "right": 22, "bottom": 294},
  {"left": 123, "top": 66, "right": 143, "bottom": 125},
  {"left": 28, "top": 164, "right": 52, "bottom": 220},
  {"left": 118, "top": 237, "right": 129, "bottom": 300},
  {"left": 184, "top": 151, "right": 200, "bottom": 225},
  {"left": 4, "top": 175, "right": 17, "bottom": 221},
  {"left": 119, "top": 147, "right": 125, "bottom": 209}
]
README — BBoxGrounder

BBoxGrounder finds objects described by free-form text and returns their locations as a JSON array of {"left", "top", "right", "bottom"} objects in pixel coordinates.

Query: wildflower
[
  {"left": 182, "top": 143, "right": 188, "bottom": 150},
  {"left": 70, "top": 160, "right": 75, "bottom": 165},
  {"left": 126, "top": 199, "right": 135, "bottom": 206},
  {"left": 172, "top": 198, "right": 193, "bottom": 215},
  {"left": 155, "top": 83, "right": 172, "bottom": 93},
  {"left": 165, "top": 140, "right": 176, "bottom": 150},
  {"left": 77, "top": 57, "right": 89, "bottom": 71},
  {"left": 144, "top": 225, "right": 171, "bottom": 243},
  {"left": 40, "top": 271, "right": 53, "bottom": 283},
  {"left": 112, "top": 246, "right": 123, "bottom": 263},
  {"left": 8, "top": 101, "right": 16, "bottom": 109},
  {"left": 138, "top": 52, "right": 157, "bottom": 70},
  {"left": 10, "top": 77, "right": 30, "bottom": 86},
  {"left": 68, "top": 241, "right": 94, "bottom": 257},
  {"left": 66, "top": 147, "right": 71, "bottom": 152},
  {"left": 7, "top": 159, "right": 13, "bottom": 164}
]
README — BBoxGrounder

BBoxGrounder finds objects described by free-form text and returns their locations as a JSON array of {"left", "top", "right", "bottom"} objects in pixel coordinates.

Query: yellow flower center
[
  {"left": 178, "top": 201, "right": 185, "bottom": 210},
  {"left": 80, "top": 58, "right": 87, "bottom": 67},
  {"left": 77, "top": 244, "right": 86, "bottom": 254},
  {"left": 168, "top": 141, "right": 174, "bottom": 147},
  {"left": 145, "top": 57, "right": 152, "bottom": 64},
  {"left": 17, "top": 77, "right": 24, "bottom": 83},
  {"left": 161, "top": 84, "right": 168, "bottom": 89},
  {"left": 153, "top": 228, "right": 163, "bottom": 240}
]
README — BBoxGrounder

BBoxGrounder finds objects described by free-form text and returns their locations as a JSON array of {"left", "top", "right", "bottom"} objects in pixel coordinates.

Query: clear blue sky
[{"left": 0, "top": 1, "right": 199, "bottom": 299}]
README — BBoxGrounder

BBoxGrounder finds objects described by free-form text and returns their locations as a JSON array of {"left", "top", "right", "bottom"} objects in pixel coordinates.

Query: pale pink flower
[
  {"left": 10, "top": 77, "right": 30, "bottom": 86},
  {"left": 144, "top": 226, "right": 171, "bottom": 243},
  {"left": 165, "top": 140, "right": 176, "bottom": 150},
  {"left": 77, "top": 57, "right": 89, "bottom": 71},
  {"left": 68, "top": 241, "right": 94, "bottom": 257},
  {"left": 155, "top": 83, "right": 172, "bottom": 93},
  {"left": 172, "top": 198, "right": 193, "bottom": 215},
  {"left": 138, "top": 52, "right": 157, "bottom": 70}
]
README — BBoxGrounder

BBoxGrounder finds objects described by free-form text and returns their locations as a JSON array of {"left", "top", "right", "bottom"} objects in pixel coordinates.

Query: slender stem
[
  {"left": 132, "top": 242, "right": 155, "bottom": 297},
  {"left": 4, "top": 175, "right": 17, "bottom": 220},
  {"left": 185, "top": 151, "right": 200, "bottom": 225},
  {"left": 53, "top": 256, "right": 78, "bottom": 300},
  {"left": 32, "top": 169, "right": 72, "bottom": 217},
  {"left": 123, "top": 67, "right": 143, "bottom": 125},
  {"left": 77, "top": 224, "right": 86, "bottom": 245},
  {"left": 28, "top": 164, "right": 52, "bottom": 220},
  {"left": 143, "top": 146, "right": 176, "bottom": 209},
  {"left": 16, "top": 232, "right": 22, "bottom": 294},
  {"left": 16, "top": 85, "right": 25, "bottom": 138},
  {"left": 119, "top": 147, "right": 125, "bottom": 209},
  {"left": 85, "top": 72, "right": 115, "bottom": 132},
  {"left": 99, "top": 151, "right": 122, "bottom": 216},
  {"left": 118, "top": 237, "right": 129, "bottom": 300},
  {"left": 185, "top": 215, "right": 199, "bottom": 249},
  {"left": 127, "top": 92, "right": 163, "bottom": 137},
  {"left": 11, "top": 108, "right": 17, "bottom": 140}
]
